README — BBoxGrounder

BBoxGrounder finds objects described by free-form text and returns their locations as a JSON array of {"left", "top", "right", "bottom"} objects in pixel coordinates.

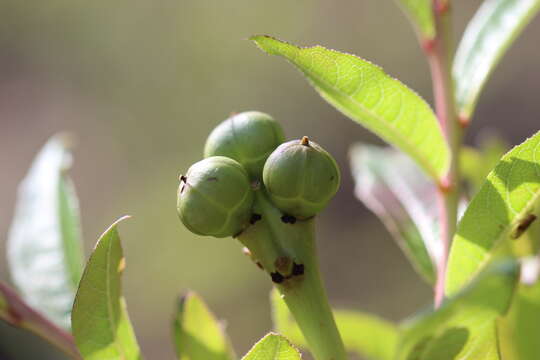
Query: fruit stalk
[{"left": 238, "top": 189, "right": 346, "bottom": 360}]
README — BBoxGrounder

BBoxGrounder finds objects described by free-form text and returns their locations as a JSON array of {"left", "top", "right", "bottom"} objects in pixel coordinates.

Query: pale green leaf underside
[
  {"left": 453, "top": 0, "right": 540, "bottom": 118},
  {"left": 271, "top": 289, "right": 398, "bottom": 360},
  {"left": 252, "top": 35, "right": 450, "bottom": 181},
  {"left": 72, "top": 217, "right": 142, "bottom": 360},
  {"left": 395, "top": 0, "right": 435, "bottom": 39},
  {"left": 350, "top": 143, "right": 438, "bottom": 284},
  {"left": 7, "top": 134, "right": 84, "bottom": 330},
  {"left": 242, "top": 333, "right": 301, "bottom": 360},
  {"left": 398, "top": 261, "right": 519, "bottom": 360},
  {"left": 446, "top": 131, "right": 540, "bottom": 296},
  {"left": 173, "top": 291, "right": 235, "bottom": 360}
]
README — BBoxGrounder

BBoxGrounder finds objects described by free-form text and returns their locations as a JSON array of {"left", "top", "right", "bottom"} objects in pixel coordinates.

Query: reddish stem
[
  {"left": 424, "top": 0, "right": 462, "bottom": 308},
  {"left": 0, "top": 282, "right": 81, "bottom": 359}
]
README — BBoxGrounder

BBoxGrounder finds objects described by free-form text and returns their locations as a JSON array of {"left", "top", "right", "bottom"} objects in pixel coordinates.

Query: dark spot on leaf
[
  {"left": 250, "top": 213, "right": 262, "bottom": 224},
  {"left": 292, "top": 262, "right": 304, "bottom": 276},
  {"left": 330, "top": 175, "right": 335, "bottom": 181},
  {"left": 271, "top": 272, "right": 285, "bottom": 284},
  {"left": 281, "top": 215, "right": 297, "bottom": 224},
  {"left": 512, "top": 214, "right": 537, "bottom": 239},
  {"left": 207, "top": 177, "right": 218, "bottom": 181}
]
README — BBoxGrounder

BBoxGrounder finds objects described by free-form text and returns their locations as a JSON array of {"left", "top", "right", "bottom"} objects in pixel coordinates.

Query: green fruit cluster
[{"left": 177, "top": 111, "right": 340, "bottom": 238}]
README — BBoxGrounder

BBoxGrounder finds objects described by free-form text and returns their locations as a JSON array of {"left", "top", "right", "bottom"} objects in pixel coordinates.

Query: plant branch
[
  {"left": 238, "top": 188, "right": 346, "bottom": 360},
  {"left": 0, "top": 281, "right": 81, "bottom": 359},
  {"left": 424, "top": 1, "right": 463, "bottom": 308}
]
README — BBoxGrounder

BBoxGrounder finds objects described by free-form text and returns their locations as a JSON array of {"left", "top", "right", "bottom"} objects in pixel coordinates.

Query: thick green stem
[{"left": 238, "top": 188, "right": 346, "bottom": 360}]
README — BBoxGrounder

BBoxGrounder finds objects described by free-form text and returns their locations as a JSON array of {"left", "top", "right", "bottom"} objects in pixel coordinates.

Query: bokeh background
[{"left": 0, "top": 1, "right": 539, "bottom": 359}]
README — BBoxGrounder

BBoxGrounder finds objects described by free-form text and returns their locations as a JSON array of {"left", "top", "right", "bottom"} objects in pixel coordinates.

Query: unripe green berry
[
  {"left": 177, "top": 156, "right": 254, "bottom": 238},
  {"left": 263, "top": 137, "right": 340, "bottom": 219},
  {"left": 204, "top": 111, "right": 285, "bottom": 179}
]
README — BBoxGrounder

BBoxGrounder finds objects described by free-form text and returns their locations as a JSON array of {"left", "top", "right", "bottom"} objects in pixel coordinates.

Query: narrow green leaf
[
  {"left": 0, "top": 281, "right": 81, "bottom": 359},
  {"left": 453, "top": 0, "right": 540, "bottom": 119},
  {"left": 446, "top": 131, "right": 540, "bottom": 296},
  {"left": 271, "top": 289, "right": 399, "bottom": 360},
  {"left": 172, "top": 291, "right": 235, "bottom": 360},
  {"left": 350, "top": 143, "right": 438, "bottom": 284},
  {"left": 71, "top": 217, "right": 142, "bottom": 360},
  {"left": 7, "top": 134, "right": 84, "bottom": 330},
  {"left": 242, "top": 333, "right": 301, "bottom": 360},
  {"left": 397, "top": 260, "right": 519, "bottom": 360},
  {"left": 251, "top": 35, "right": 450, "bottom": 181},
  {"left": 395, "top": 0, "right": 436, "bottom": 40},
  {"left": 499, "top": 258, "right": 540, "bottom": 360}
]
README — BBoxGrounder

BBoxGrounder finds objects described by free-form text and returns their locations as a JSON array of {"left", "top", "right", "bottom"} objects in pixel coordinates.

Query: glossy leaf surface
[
  {"left": 7, "top": 134, "right": 84, "bottom": 329},
  {"left": 172, "top": 291, "right": 235, "bottom": 360},
  {"left": 252, "top": 35, "right": 450, "bottom": 181},
  {"left": 453, "top": 0, "right": 540, "bottom": 118},
  {"left": 71, "top": 217, "right": 142, "bottom": 360},
  {"left": 350, "top": 143, "right": 438, "bottom": 283},
  {"left": 446, "top": 131, "right": 540, "bottom": 295}
]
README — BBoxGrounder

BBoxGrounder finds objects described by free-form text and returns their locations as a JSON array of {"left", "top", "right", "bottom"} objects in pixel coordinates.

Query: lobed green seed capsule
[
  {"left": 263, "top": 137, "right": 340, "bottom": 219},
  {"left": 177, "top": 156, "right": 254, "bottom": 238},
  {"left": 204, "top": 111, "right": 285, "bottom": 179}
]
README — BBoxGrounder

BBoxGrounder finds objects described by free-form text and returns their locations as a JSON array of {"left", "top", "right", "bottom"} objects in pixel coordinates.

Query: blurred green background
[{"left": 0, "top": 1, "right": 539, "bottom": 359}]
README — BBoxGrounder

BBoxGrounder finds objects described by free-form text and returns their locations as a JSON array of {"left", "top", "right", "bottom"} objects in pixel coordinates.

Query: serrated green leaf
[
  {"left": 251, "top": 35, "right": 450, "bottom": 181},
  {"left": 71, "top": 217, "right": 142, "bottom": 360},
  {"left": 397, "top": 260, "right": 519, "bottom": 360},
  {"left": 350, "top": 143, "right": 438, "bottom": 284},
  {"left": 453, "top": 0, "right": 540, "bottom": 119},
  {"left": 172, "top": 291, "right": 235, "bottom": 360},
  {"left": 395, "top": 0, "right": 435, "bottom": 39},
  {"left": 7, "top": 134, "right": 84, "bottom": 330},
  {"left": 446, "top": 131, "right": 540, "bottom": 296},
  {"left": 271, "top": 289, "right": 398, "bottom": 360},
  {"left": 242, "top": 333, "right": 301, "bottom": 360}
]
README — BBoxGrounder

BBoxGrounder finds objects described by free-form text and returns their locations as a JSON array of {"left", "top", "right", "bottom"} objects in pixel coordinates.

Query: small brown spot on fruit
[{"left": 300, "top": 136, "right": 310, "bottom": 146}]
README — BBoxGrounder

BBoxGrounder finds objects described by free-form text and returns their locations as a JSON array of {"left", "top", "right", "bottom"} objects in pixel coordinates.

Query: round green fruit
[
  {"left": 177, "top": 156, "right": 254, "bottom": 238},
  {"left": 263, "top": 137, "right": 340, "bottom": 219},
  {"left": 204, "top": 111, "right": 285, "bottom": 179}
]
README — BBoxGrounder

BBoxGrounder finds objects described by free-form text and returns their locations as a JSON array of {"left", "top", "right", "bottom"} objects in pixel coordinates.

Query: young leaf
[
  {"left": 453, "top": 0, "right": 540, "bottom": 119},
  {"left": 242, "top": 333, "right": 301, "bottom": 360},
  {"left": 397, "top": 260, "right": 519, "bottom": 360},
  {"left": 395, "top": 0, "right": 436, "bottom": 40},
  {"left": 7, "top": 135, "right": 84, "bottom": 330},
  {"left": 71, "top": 217, "right": 142, "bottom": 360},
  {"left": 350, "top": 143, "right": 439, "bottom": 284},
  {"left": 446, "top": 131, "right": 540, "bottom": 296},
  {"left": 172, "top": 291, "right": 235, "bottom": 360},
  {"left": 271, "top": 289, "right": 399, "bottom": 360},
  {"left": 251, "top": 35, "right": 450, "bottom": 181},
  {"left": 0, "top": 282, "right": 81, "bottom": 359},
  {"left": 498, "top": 258, "right": 540, "bottom": 360}
]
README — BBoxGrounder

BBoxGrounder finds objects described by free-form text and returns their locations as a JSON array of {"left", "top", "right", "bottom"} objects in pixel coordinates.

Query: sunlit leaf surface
[{"left": 252, "top": 35, "right": 450, "bottom": 181}]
